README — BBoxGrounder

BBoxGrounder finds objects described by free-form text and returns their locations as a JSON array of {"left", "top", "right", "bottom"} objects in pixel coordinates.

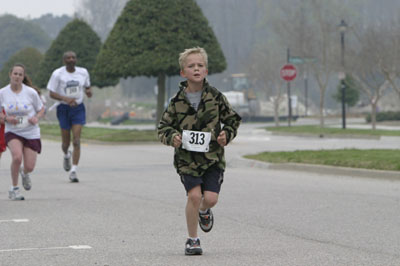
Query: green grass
[
  {"left": 245, "top": 149, "right": 400, "bottom": 171},
  {"left": 254, "top": 125, "right": 400, "bottom": 171},
  {"left": 40, "top": 124, "right": 158, "bottom": 142},
  {"left": 97, "top": 118, "right": 154, "bottom": 125},
  {"left": 267, "top": 125, "right": 400, "bottom": 136}
]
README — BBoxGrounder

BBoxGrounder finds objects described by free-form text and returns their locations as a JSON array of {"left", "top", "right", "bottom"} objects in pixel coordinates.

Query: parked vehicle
[{"left": 223, "top": 73, "right": 260, "bottom": 118}]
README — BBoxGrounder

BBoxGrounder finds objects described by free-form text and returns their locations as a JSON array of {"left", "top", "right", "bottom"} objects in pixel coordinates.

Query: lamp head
[{"left": 338, "top": 19, "right": 348, "bottom": 33}]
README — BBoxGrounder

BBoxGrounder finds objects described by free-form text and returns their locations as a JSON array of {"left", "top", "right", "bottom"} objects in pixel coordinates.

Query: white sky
[{"left": 0, "top": 0, "right": 78, "bottom": 19}]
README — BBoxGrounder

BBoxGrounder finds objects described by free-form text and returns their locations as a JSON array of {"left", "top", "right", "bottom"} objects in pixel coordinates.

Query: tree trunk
[
  {"left": 319, "top": 89, "right": 325, "bottom": 128},
  {"left": 156, "top": 73, "right": 166, "bottom": 127},
  {"left": 371, "top": 103, "right": 377, "bottom": 130},
  {"left": 273, "top": 99, "right": 280, "bottom": 127}
]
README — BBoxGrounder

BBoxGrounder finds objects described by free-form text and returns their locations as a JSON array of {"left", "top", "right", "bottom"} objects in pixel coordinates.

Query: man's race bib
[
  {"left": 65, "top": 86, "right": 80, "bottom": 98},
  {"left": 13, "top": 116, "right": 29, "bottom": 129},
  {"left": 182, "top": 130, "right": 211, "bottom": 152}
]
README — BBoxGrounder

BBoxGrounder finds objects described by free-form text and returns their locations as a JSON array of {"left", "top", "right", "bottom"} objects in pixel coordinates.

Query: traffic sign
[
  {"left": 280, "top": 64, "right": 297, "bottom": 82},
  {"left": 289, "top": 56, "right": 317, "bottom": 65}
]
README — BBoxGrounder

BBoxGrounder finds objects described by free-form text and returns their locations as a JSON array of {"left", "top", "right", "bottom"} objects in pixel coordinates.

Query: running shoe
[
  {"left": 63, "top": 151, "right": 71, "bottom": 171},
  {"left": 185, "top": 238, "right": 202, "bottom": 255},
  {"left": 8, "top": 187, "right": 24, "bottom": 201},
  {"left": 199, "top": 209, "right": 214, "bottom": 233},
  {"left": 69, "top": 171, "right": 79, "bottom": 183},
  {"left": 20, "top": 166, "right": 32, "bottom": 191}
]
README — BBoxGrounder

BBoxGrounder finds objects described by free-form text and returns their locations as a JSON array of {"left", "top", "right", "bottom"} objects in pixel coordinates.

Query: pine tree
[
  {"left": 0, "top": 47, "right": 43, "bottom": 88},
  {"left": 93, "top": 0, "right": 226, "bottom": 123},
  {"left": 36, "top": 19, "right": 110, "bottom": 88}
]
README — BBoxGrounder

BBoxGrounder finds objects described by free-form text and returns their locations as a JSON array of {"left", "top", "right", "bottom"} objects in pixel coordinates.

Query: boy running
[{"left": 158, "top": 47, "right": 241, "bottom": 255}]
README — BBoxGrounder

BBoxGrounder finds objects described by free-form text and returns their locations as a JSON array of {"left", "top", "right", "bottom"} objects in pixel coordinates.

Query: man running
[{"left": 47, "top": 51, "right": 92, "bottom": 182}]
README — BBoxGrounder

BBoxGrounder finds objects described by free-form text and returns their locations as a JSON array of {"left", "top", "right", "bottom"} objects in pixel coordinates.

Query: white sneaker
[
  {"left": 20, "top": 166, "right": 32, "bottom": 191},
  {"left": 9, "top": 187, "right": 24, "bottom": 201},
  {"left": 63, "top": 151, "right": 71, "bottom": 172},
  {"left": 69, "top": 171, "right": 79, "bottom": 183}
]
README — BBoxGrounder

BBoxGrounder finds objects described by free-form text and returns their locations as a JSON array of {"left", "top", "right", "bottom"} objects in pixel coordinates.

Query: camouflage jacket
[{"left": 158, "top": 79, "right": 241, "bottom": 176}]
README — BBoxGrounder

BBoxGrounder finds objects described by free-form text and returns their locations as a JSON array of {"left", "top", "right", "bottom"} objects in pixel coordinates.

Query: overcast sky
[{"left": 0, "top": 0, "right": 77, "bottom": 18}]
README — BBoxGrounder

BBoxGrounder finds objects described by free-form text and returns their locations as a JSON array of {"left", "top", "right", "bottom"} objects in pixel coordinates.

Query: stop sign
[{"left": 280, "top": 64, "right": 297, "bottom": 82}]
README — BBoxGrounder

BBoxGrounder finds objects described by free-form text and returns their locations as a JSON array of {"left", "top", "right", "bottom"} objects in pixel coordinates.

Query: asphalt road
[{"left": 1, "top": 122, "right": 400, "bottom": 266}]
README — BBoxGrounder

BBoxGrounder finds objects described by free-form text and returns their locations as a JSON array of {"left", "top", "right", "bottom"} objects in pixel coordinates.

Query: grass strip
[
  {"left": 40, "top": 124, "right": 158, "bottom": 142},
  {"left": 244, "top": 149, "right": 400, "bottom": 171},
  {"left": 267, "top": 125, "right": 400, "bottom": 137}
]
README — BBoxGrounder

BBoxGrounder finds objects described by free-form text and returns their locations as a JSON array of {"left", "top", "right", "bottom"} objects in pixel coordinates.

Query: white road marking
[
  {"left": 69, "top": 245, "right": 92, "bottom": 250},
  {"left": 0, "top": 219, "right": 29, "bottom": 223},
  {"left": 235, "top": 136, "right": 271, "bottom": 142},
  {"left": 0, "top": 245, "right": 92, "bottom": 253}
]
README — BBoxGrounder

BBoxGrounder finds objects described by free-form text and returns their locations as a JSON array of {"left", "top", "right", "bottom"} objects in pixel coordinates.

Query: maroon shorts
[
  {"left": 5, "top": 132, "right": 41, "bottom": 154},
  {"left": 0, "top": 123, "right": 5, "bottom": 152}
]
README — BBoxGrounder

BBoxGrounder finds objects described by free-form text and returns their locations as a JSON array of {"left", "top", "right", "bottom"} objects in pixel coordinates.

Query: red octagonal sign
[{"left": 280, "top": 64, "right": 297, "bottom": 82}]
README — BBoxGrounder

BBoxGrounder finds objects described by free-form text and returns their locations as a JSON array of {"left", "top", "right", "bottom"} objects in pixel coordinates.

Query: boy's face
[{"left": 180, "top": 53, "right": 208, "bottom": 84}]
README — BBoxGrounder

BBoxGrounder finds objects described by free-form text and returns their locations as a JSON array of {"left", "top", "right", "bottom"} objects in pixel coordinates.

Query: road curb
[
  {"left": 229, "top": 157, "right": 400, "bottom": 180},
  {"left": 270, "top": 131, "right": 381, "bottom": 140}
]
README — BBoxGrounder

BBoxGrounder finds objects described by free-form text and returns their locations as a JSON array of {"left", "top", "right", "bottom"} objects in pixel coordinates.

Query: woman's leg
[
  {"left": 22, "top": 146, "right": 37, "bottom": 174},
  {"left": 8, "top": 139, "right": 24, "bottom": 187}
]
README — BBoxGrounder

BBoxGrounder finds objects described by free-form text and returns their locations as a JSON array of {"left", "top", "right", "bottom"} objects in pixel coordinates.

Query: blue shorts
[{"left": 57, "top": 103, "right": 86, "bottom": 130}]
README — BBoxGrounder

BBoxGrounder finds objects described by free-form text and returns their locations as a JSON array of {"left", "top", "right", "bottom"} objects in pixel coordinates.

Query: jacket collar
[{"left": 179, "top": 79, "right": 209, "bottom": 93}]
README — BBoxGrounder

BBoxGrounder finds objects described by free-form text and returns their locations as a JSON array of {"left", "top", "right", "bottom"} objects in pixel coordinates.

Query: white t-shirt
[
  {"left": 0, "top": 84, "right": 44, "bottom": 139},
  {"left": 46, "top": 66, "right": 90, "bottom": 105}
]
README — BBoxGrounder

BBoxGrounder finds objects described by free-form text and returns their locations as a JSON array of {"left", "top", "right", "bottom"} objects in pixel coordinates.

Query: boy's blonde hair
[{"left": 179, "top": 47, "right": 208, "bottom": 70}]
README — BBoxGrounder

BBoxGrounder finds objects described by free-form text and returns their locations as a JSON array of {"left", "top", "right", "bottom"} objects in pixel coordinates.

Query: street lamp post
[{"left": 339, "top": 19, "right": 347, "bottom": 129}]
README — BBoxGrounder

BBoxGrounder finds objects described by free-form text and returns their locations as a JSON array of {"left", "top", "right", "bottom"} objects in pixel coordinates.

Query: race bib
[
  {"left": 13, "top": 116, "right": 29, "bottom": 129},
  {"left": 182, "top": 130, "right": 211, "bottom": 152},
  {"left": 65, "top": 86, "right": 80, "bottom": 98}
]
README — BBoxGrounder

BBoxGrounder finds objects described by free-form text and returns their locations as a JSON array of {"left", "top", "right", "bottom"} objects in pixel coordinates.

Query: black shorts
[{"left": 180, "top": 166, "right": 224, "bottom": 194}]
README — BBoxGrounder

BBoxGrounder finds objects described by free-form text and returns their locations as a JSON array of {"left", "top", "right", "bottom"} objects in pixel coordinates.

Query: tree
[
  {"left": 248, "top": 41, "right": 286, "bottom": 126},
  {"left": 259, "top": 0, "right": 356, "bottom": 127},
  {"left": 348, "top": 26, "right": 389, "bottom": 130},
  {"left": 332, "top": 74, "right": 360, "bottom": 108},
  {"left": 94, "top": 0, "right": 226, "bottom": 124},
  {"left": 377, "top": 18, "right": 400, "bottom": 101},
  {"left": 36, "top": 19, "right": 109, "bottom": 88},
  {"left": 0, "top": 47, "right": 43, "bottom": 88},
  {"left": 0, "top": 15, "right": 50, "bottom": 69}
]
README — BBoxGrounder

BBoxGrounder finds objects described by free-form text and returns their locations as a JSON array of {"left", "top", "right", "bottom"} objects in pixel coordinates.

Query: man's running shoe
[
  {"left": 185, "top": 238, "right": 202, "bottom": 255},
  {"left": 8, "top": 187, "right": 24, "bottom": 201},
  {"left": 20, "top": 166, "right": 31, "bottom": 191},
  {"left": 63, "top": 151, "right": 71, "bottom": 172},
  {"left": 69, "top": 171, "right": 79, "bottom": 183},
  {"left": 199, "top": 209, "right": 213, "bottom": 233}
]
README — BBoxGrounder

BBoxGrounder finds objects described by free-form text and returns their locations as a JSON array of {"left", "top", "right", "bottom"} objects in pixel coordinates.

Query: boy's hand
[
  {"left": 217, "top": 131, "right": 227, "bottom": 146},
  {"left": 173, "top": 134, "right": 182, "bottom": 148}
]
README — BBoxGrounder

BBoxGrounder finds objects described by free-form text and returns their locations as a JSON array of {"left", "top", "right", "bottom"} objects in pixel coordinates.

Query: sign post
[{"left": 280, "top": 61, "right": 297, "bottom": 126}]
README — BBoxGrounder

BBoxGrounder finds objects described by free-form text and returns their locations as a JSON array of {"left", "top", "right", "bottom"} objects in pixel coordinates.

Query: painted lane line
[
  {"left": 69, "top": 245, "right": 92, "bottom": 250},
  {"left": 0, "top": 245, "right": 92, "bottom": 253},
  {"left": 0, "top": 219, "right": 29, "bottom": 223}
]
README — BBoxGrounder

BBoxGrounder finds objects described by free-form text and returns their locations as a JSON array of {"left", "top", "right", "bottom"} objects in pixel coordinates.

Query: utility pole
[{"left": 287, "top": 48, "right": 292, "bottom": 127}]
